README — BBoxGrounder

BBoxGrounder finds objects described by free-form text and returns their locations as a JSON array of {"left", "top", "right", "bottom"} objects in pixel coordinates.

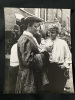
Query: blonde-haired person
[{"left": 43, "top": 24, "right": 73, "bottom": 93}]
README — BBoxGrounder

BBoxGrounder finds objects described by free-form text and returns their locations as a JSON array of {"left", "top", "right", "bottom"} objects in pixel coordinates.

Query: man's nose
[{"left": 36, "top": 27, "right": 40, "bottom": 31}]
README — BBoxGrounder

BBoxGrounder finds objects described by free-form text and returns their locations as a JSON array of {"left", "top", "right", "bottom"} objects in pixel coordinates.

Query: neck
[
  {"left": 26, "top": 28, "right": 34, "bottom": 36},
  {"left": 51, "top": 37, "right": 57, "bottom": 41},
  {"left": 26, "top": 28, "right": 30, "bottom": 32}
]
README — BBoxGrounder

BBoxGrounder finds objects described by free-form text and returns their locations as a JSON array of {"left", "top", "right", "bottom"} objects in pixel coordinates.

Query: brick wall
[{"left": 4, "top": 8, "right": 35, "bottom": 31}]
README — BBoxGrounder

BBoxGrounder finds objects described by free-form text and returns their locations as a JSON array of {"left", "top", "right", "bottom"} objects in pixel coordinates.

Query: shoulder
[
  {"left": 57, "top": 38, "right": 67, "bottom": 44},
  {"left": 17, "top": 34, "right": 34, "bottom": 49},
  {"left": 11, "top": 43, "right": 17, "bottom": 50},
  {"left": 18, "top": 34, "right": 29, "bottom": 44},
  {"left": 18, "top": 34, "right": 25, "bottom": 41},
  {"left": 11, "top": 43, "right": 17, "bottom": 54}
]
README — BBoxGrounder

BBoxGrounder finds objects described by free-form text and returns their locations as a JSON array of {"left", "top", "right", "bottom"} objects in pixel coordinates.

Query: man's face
[
  {"left": 50, "top": 30, "right": 57, "bottom": 40},
  {"left": 30, "top": 22, "right": 40, "bottom": 35}
]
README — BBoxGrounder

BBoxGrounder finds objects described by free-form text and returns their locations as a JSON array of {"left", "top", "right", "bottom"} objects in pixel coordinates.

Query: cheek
[
  {"left": 32, "top": 28, "right": 35, "bottom": 32},
  {"left": 54, "top": 34, "right": 56, "bottom": 37},
  {"left": 51, "top": 34, "right": 55, "bottom": 36},
  {"left": 33, "top": 29, "right": 37, "bottom": 33}
]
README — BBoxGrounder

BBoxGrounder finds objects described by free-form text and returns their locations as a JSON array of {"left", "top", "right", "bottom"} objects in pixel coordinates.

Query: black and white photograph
[{"left": 4, "top": 8, "right": 74, "bottom": 93}]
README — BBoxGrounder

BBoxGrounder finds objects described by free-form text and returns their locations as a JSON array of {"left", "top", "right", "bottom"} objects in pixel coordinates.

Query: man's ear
[
  {"left": 28, "top": 26, "right": 31, "bottom": 30},
  {"left": 27, "top": 24, "right": 30, "bottom": 29},
  {"left": 27, "top": 23, "right": 32, "bottom": 29}
]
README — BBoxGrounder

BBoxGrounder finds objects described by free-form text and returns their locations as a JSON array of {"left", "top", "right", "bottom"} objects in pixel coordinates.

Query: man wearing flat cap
[{"left": 15, "top": 16, "right": 49, "bottom": 93}]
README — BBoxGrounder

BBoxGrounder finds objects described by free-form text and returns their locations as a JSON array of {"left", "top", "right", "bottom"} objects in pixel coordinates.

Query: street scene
[{"left": 4, "top": 8, "right": 74, "bottom": 93}]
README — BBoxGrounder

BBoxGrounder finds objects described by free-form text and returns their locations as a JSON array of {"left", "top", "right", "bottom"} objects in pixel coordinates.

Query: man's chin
[
  {"left": 51, "top": 38, "right": 54, "bottom": 40},
  {"left": 51, "top": 36, "right": 56, "bottom": 40}
]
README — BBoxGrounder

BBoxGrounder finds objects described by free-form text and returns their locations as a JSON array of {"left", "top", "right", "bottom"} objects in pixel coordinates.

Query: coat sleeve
[
  {"left": 18, "top": 37, "right": 38, "bottom": 67},
  {"left": 18, "top": 36, "right": 45, "bottom": 68},
  {"left": 18, "top": 35, "right": 49, "bottom": 70}
]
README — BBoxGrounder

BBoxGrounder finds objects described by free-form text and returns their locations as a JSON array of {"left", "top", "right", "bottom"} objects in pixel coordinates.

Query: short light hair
[{"left": 49, "top": 24, "right": 59, "bottom": 34}]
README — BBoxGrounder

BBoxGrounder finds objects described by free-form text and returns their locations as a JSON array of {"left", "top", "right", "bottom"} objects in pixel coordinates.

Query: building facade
[
  {"left": 34, "top": 8, "right": 70, "bottom": 35},
  {"left": 4, "top": 8, "right": 70, "bottom": 33}
]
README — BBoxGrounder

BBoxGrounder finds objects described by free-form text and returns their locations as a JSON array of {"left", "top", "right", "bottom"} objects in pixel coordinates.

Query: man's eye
[
  {"left": 51, "top": 32, "right": 55, "bottom": 34},
  {"left": 34, "top": 26, "right": 37, "bottom": 28}
]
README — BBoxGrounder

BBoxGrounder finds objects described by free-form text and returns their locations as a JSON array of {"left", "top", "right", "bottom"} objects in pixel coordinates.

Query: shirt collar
[
  {"left": 23, "top": 31, "right": 34, "bottom": 37},
  {"left": 23, "top": 30, "right": 39, "bottom": 46}
]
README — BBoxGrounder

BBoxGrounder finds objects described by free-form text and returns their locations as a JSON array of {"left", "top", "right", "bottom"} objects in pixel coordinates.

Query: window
[
  {"left": 46, "top": 8, "right": 48, "bottom": 21},
  {"left": 40, "top": 8, "right": 45, "bottom": 20}
]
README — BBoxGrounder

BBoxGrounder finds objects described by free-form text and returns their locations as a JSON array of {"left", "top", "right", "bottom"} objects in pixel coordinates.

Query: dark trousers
[
  {"left": 43, "top": 63, "right": 67, "bottom": 93},
  {"left": 33, "top": 70, "right": 43, "bottom": 93},
  {"left": 9, "top": 66, "right": 19, "bottom": 93}
]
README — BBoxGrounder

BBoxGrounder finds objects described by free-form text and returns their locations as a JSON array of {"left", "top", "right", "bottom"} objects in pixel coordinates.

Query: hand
[
  {"left": 59, "top": 62, "right": 69, "bottom": 69},
  {"left": 40, "top": 48, "right": 47, "bottom": 53},
  {"left": 60, "top": 64, "right": 67, "bottom": 70},
  {"left": 46, "top": 46, "right": 53, "bottom": 52}
]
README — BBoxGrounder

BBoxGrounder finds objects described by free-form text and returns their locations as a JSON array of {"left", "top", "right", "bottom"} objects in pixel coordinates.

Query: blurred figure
[
  {"left": 11, "top": 24, "right": 20, "bottom": 46},
  {"left": 9, "top": 24, "right": 21, "bottom": 93},
  {"left": 20, "top": 18, "right": 26, "bottom": 35}
]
